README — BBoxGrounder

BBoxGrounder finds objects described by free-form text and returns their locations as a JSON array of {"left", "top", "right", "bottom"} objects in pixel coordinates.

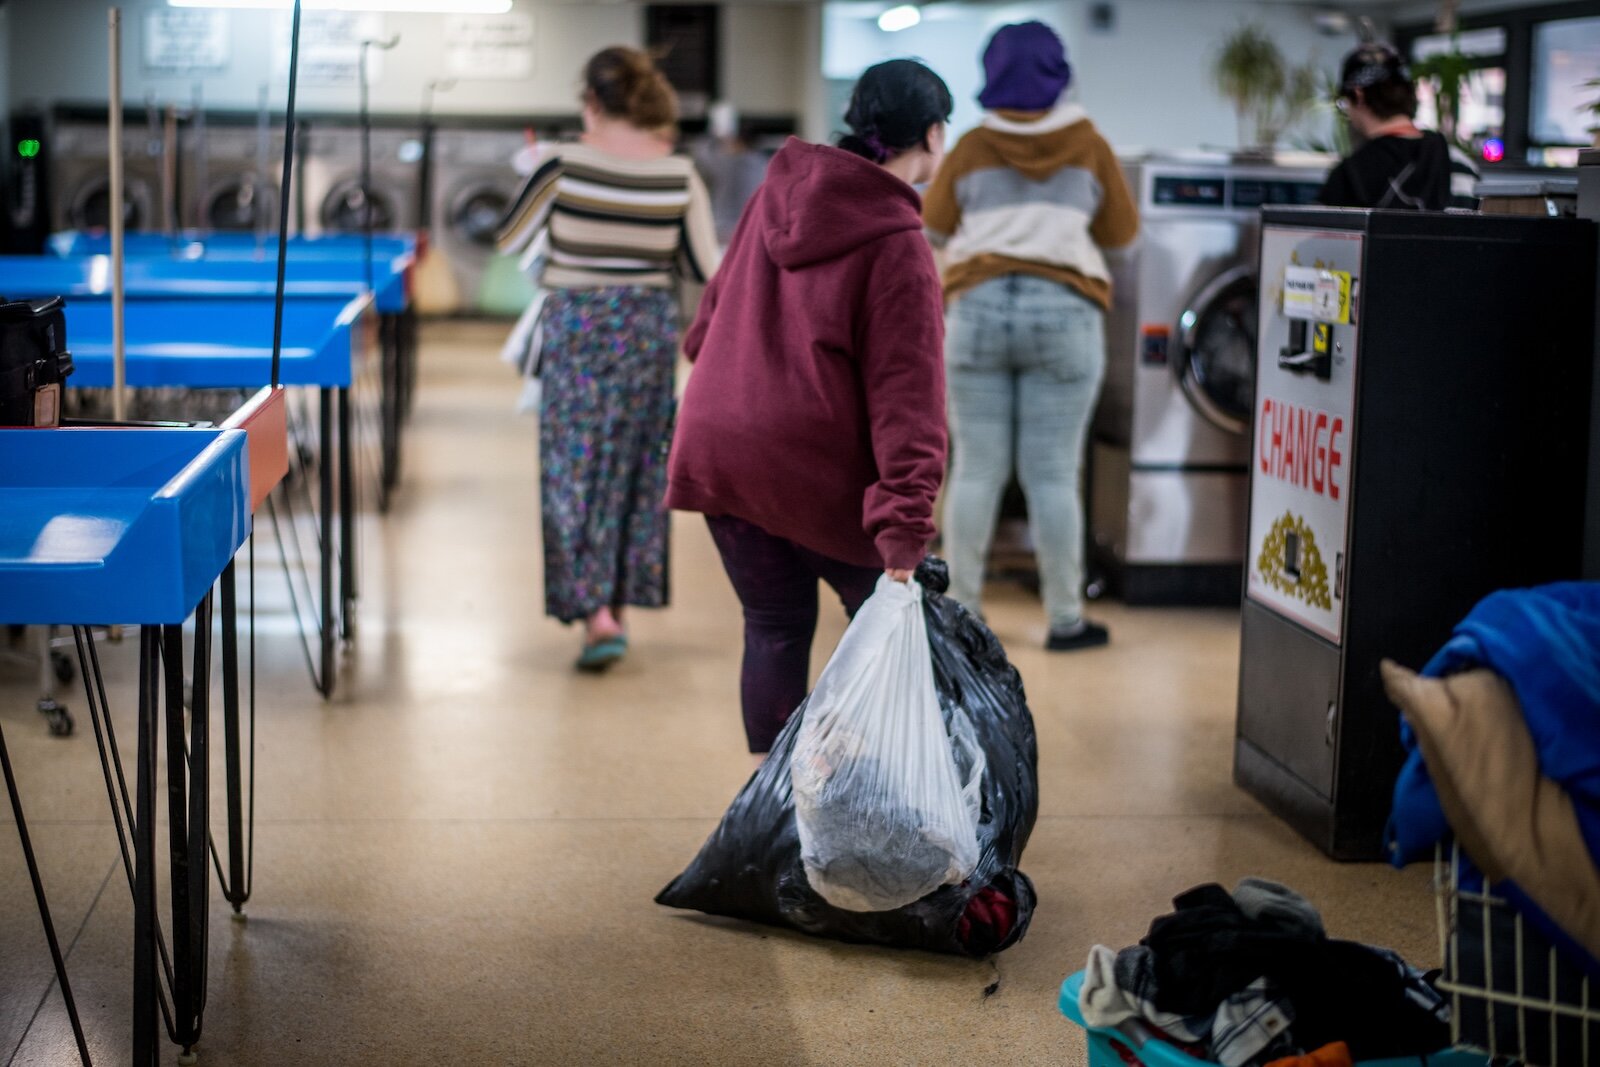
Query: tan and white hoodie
[{"left": 923, "top": 101, "right": 1138, "bottom": 310}]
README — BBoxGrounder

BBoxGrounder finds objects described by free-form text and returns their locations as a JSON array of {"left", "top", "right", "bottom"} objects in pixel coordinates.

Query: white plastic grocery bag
[{"left": 790, "top": 576, "right": 985, "bottom": 912}]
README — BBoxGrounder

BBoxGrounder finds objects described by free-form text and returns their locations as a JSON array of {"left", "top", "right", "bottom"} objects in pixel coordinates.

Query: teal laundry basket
[{"left": 1058, "top": 971, "right": 1488, "bottom": 1067}]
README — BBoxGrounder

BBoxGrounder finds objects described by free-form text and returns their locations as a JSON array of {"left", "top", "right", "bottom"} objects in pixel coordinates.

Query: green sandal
[{"left": 576, "top": 635, "right": 628, "bottom": 673}]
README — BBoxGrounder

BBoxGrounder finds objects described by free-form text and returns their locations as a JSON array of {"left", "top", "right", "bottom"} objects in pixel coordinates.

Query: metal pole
[
  {"left": 255, "top": 84, "right": 272, "bottom": 254},
  {"left": 271, "top": 0, "right": 304, "bottom": 390},
  {"left": 109, "top": 8, "right": 127, "bottom": 422},
  {"left": 162, "top": 105, "right": 178, "bottom": 237},
  {"left": 358, "top": 36, "right": 399, "bottom": 293},
  {"left": 193, "top": 83, "right": 207, "bottom": 232}
]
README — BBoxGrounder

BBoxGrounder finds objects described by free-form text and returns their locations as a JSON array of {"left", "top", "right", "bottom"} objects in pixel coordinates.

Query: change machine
[{"left": 1234, "top": 208, "right": 1596, "bottom": 860}]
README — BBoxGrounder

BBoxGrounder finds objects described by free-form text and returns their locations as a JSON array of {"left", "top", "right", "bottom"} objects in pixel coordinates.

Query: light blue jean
[{"left": 943, "top": 274, "right": 1106, "bottom": 630}]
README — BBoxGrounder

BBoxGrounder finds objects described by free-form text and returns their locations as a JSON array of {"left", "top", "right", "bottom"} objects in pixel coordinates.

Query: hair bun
[{"left": 584, "top": 46, "right": 679, "bottom": 131}]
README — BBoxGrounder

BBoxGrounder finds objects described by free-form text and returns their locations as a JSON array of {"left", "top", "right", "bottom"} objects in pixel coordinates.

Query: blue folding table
[
  {"left": 1, "top": 425, "right": 252, "bottom": 1065},
  {"left": 0, "top": 264, "right": 371, "bottom": 698},
  {"left": 65, "top": 293, "right": 369, "bottom": 698},
  {"left": 5, "top": 246, "right": 414, "bottom": 504}
]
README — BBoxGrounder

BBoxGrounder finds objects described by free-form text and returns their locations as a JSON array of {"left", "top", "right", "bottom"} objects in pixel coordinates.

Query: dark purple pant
[{"left": 706, "top": 515, "right": 882, "bottom": 753}]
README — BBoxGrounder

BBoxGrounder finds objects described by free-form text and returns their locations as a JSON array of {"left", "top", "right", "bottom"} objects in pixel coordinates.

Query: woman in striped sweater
[{"left": 498, "top": 47, "right": 721, "bottom": 671}]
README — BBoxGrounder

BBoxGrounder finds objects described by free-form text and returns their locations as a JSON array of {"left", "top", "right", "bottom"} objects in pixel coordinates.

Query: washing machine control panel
[
  {"left": 1230, "top": 180, "right": 1323, "bottom": 209},
  {"left": 1150, "top": 174, "right": 1324, "bottom": 211},
  {"left": 1153, "top": 175, "right": 1225, "bottom": 207}
]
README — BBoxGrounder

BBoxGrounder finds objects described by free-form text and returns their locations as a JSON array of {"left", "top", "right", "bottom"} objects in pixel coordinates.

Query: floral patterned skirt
[{"left": 538, "top": 287, "right": 678, "bottom": 623}]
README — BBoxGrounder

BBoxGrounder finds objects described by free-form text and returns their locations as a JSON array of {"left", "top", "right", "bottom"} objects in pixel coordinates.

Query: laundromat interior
[{"left": 1, "top": 0, "right": 1598, "bottom": 1064}]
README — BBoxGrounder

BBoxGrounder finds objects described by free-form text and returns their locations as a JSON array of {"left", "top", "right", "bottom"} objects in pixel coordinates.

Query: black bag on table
[
  {"left": 0, "top": 296, "right": 72, "bottom": 427},
  {"left": 655, "top": 557, "right": 1039, "bottom": 957}
]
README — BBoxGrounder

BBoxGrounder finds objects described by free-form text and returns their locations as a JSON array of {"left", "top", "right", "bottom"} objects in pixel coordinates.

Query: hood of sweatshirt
[
  {"left": 755, "top": 138, "right": 926, "bottom": 270},
  {"left": 972, "top": 101, "right": 1093, "bottom": 182}
]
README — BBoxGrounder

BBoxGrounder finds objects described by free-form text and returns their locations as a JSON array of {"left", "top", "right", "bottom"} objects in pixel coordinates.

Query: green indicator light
[{"left": 17, "top": 139, "right": 41, "bottom": 159}]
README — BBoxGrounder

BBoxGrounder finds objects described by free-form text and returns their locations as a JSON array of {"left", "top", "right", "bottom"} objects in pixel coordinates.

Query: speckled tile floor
[{"left": 0, "top": 320, "right": 1435, "bottom": 1066}]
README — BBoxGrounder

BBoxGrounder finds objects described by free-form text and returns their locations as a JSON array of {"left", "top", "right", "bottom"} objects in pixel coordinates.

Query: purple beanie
[{"left": 978, "top": 22, "right": 1072, "bottom": 111}]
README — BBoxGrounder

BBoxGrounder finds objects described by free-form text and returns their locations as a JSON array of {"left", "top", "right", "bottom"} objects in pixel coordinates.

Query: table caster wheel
[
  {"left": 231, "top": 910, "right": 249, "bottom": 923},
  {"left": 178, "top": 1049, "right": 198, "bottom": 1065},
  {"left": 51, "top": 650, "right": 75, "bottom": 686},
  {"left": 38, "top": 699, "right": 73, "bottom": 737}
]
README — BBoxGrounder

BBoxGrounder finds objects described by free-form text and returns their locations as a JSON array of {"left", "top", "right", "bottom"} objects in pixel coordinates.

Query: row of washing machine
[{"left": 23, "top": 112, "right": 533, "bottom": 313}]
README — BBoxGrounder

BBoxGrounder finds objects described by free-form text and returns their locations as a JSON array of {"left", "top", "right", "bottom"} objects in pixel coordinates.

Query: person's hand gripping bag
[{"left": 655, "top": 558, "right": 1040, "bottom": 956}]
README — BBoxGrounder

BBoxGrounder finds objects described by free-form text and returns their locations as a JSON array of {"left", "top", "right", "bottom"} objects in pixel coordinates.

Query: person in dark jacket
[
  {"left": 1318, "top": 42, "right": 1479, "bottom": 211},
  {"left": 667, "top": 59, "right": 952, "bottom": 754}
]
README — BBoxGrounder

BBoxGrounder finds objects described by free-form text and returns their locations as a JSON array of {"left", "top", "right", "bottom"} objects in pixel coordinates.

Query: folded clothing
[{"left": 1081, "top": 879, "right": 1448, "bottom": 1066}]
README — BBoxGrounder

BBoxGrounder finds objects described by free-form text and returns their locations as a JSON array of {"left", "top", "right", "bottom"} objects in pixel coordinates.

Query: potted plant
[
  {"left": 1412, "top": 44, "right": 1473, "bottom": 145},
  {"left": 1213, "top": 24, "right": 1321, "bottom": 157},
  {"left": 1585, "top": 77, "right": 1600, "bottom": 148}
]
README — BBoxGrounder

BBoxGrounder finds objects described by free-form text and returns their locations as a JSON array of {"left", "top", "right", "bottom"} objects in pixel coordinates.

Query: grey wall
[
  {"left": 820, "top": 0, "right": 1361, "bottom": 151},
  {"left": 1, "top": 0, "right": 806, "bottom": 121}
]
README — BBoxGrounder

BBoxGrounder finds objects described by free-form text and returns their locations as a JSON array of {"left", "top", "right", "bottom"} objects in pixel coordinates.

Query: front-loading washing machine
[
  {"left": 50, "top": 117, "right": 166, "bottom": 233},
  {"left": 1089, "top": 152, "right": 1330, "bottom": 604},
  {"left": 188, "top": 120, "right": 283, "bottom": 234},
  {"left": 430, "top": 125, "right": 526, "bottom": 312},
  {"left": 300, "top": 120, "right": 423, "bottom": 236}
]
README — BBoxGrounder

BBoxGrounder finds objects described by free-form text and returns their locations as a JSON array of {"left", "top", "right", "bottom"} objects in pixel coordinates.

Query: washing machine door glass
[
  {"left": 1177, "top": 266, "right": 1257, "bottom": 435},
  {"left": 72, "top": 177, "right": 152, "bottom": 231},
  {"left": 321, "top": 179, "right": 397, "bottom": 233},
  {"left": 450, "top": 184, "right": 510, "bottom": 247},
  {"left": 206, "top": 177, "right": 277, "bottom": 232}
]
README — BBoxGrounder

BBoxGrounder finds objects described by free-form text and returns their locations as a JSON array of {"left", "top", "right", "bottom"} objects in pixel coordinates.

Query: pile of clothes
[
  {"left": 1079, "top": 880, "right": 1450, "bottom": 1067},
  {"left": 1384, "top": 581, "right": 1600, "bottom": 973}
]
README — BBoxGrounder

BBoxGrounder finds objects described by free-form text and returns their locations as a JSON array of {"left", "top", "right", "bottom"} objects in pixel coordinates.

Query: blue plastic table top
[
  {"left": 49, "top": 230, "right": 416, "bottom": 260},
  {"left": 0, "top": 427, "right": 250, "bottom": 625},
  {"left": 0, "top": 255, "right": 367, "bottom": 301},
  {"left": 41, "top": 233, "right": 413, "bottom": 312},
  {"left": 61, "top": 293, "right": 368, "bottom": 388},
  {"left": 1056, "top": 972, "right": 1487, "bottom": 1067}
]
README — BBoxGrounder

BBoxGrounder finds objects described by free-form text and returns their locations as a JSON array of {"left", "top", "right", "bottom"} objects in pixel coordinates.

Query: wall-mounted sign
[
  {"left": 144, "top": 10, "right": 230, "bottom": 75},
  {"left": 275, "top": 11, "right": 386, "bottom": 88},
  {"left": 445, "top": 14, "right": 534, "bottom": 81}
]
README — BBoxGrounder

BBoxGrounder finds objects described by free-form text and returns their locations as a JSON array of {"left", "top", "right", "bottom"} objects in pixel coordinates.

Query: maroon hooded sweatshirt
[{"left": 667, "top": 139, "right": 947, "bottom": 572}]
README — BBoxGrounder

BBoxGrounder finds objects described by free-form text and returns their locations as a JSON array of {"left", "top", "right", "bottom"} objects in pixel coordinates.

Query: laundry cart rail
[{"left": 1434, "top": 843, "right": 1599, "bottom": 1066}]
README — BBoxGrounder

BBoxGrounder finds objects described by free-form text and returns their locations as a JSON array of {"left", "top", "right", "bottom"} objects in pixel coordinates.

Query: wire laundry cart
[{"left": 1434, "top": 843, "right": 1599, "bottom": 1065}]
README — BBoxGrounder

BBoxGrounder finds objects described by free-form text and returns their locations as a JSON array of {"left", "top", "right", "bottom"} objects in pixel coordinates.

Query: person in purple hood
[{"left": 925, "top": 22, "right": 1137, "bottom": 651}]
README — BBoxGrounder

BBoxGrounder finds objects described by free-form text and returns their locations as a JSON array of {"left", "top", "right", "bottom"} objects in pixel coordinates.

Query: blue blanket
[{"left": 1387, "top": 582, "right": 1600, "bottom": 973}]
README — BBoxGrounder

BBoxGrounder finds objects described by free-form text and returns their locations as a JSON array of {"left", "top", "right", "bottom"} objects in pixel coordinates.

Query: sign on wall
[
  {"left": 144, "top": 10, "right": 230, "bottom": 75},
  {"left": 274, "top": 11, "right": 387, "bottom": 88},
  {"left": 444, "top": 14, "right": 535, "bottom": 80}
]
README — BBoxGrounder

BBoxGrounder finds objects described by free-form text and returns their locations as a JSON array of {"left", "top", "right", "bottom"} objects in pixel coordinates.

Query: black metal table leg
[
  {"left": 162, "top": 595, "right": 210, "bottom": 1056},
  {"left": 219, "top": 562, "right": 249, "bottom": 914},
  {"left": 1, "top": 717, "right": 92, "bottom": 1066},
  {"left": 400, "top": 305, "right": 418, "bottom": 423},
  {"left": 133, "top": 627, "right": 160, "bottom": 1066},
  {"left": 379, "top": 313, "right": 399, "bottom": 513},
  {"left": 319, "top": 386, "right": 335, "bottom": 697},
  {"left": 338, "top": 385, "right": 356, "bottom": 642}
]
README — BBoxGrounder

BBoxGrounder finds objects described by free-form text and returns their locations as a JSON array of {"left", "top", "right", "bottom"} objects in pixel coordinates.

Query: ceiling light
[
  {"left": 877, "top": 4, "right": 921, "bottom": 32},
  {"left": 168, "top": 0, "right": 512, "bottom": 12}
]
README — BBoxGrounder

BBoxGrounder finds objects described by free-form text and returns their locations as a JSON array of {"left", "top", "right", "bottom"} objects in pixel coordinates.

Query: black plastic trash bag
[{"left": 655, "top": 557, "right": 1039, "bottom": 956}]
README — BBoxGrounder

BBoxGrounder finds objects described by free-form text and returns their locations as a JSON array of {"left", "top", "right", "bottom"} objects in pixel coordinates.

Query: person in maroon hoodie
[{"left": 667, "top": 60, "right": 952, "bottom": 754}]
